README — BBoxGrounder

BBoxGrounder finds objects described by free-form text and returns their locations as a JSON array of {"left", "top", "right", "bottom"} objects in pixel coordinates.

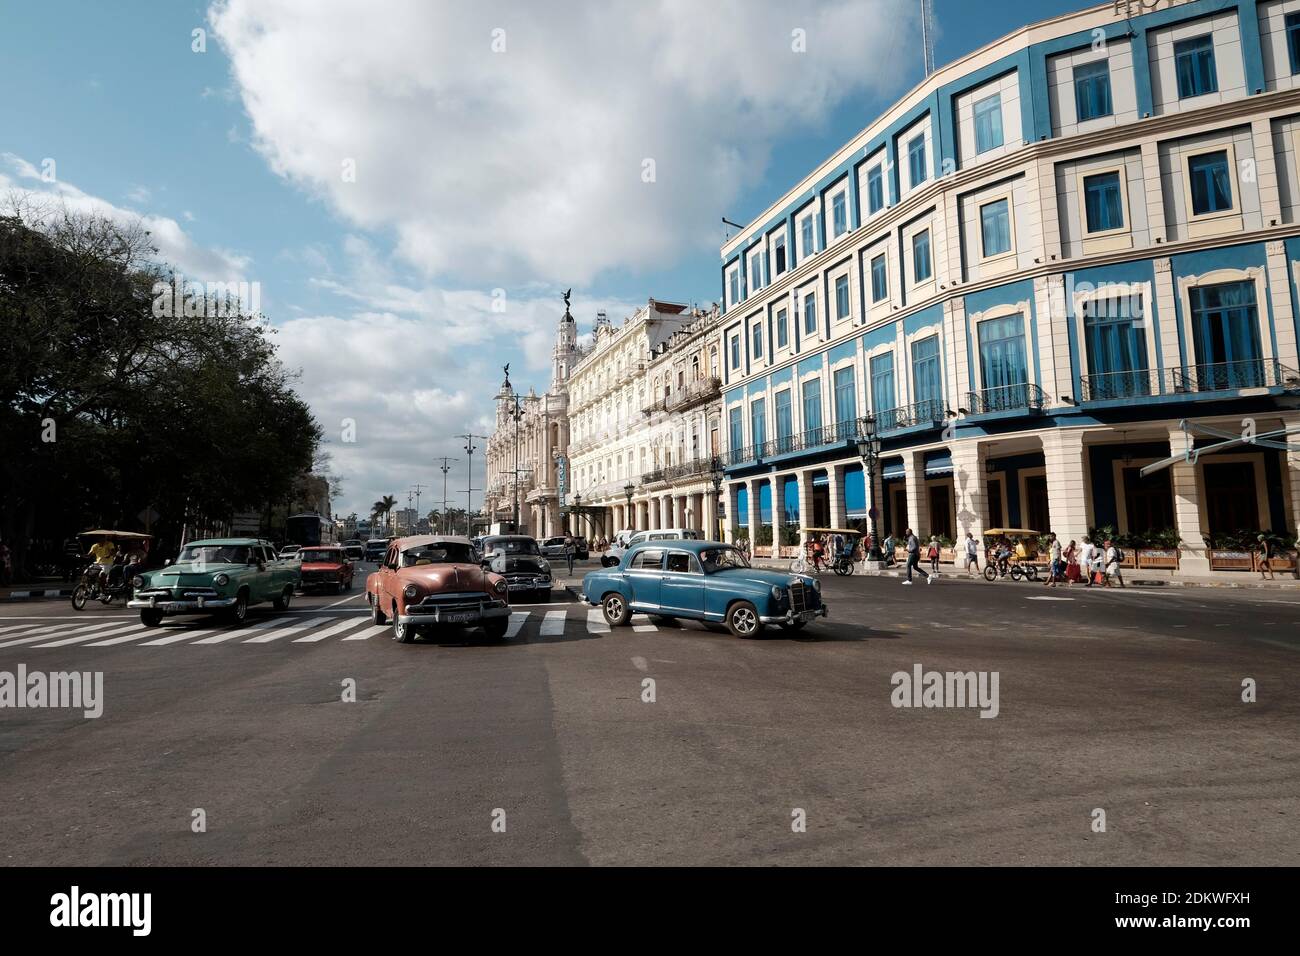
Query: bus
[{"left": 285, "top": 513, "right": 336, "bottom": 548}]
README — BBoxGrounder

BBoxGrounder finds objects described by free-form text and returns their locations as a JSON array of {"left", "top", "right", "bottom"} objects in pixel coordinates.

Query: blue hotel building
[{"left": 718, "top": 0, "right": 1300, "bottom": 576}]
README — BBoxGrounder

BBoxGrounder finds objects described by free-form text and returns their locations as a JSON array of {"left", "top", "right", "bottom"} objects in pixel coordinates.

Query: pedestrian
[
  {"left": 882, "top": 533, "right": 896, "bottom": 567},
  {"left": 902, "top": 528, "right": 936, "bottom": 585},
  {"left": 1045, "top": 533, "right": 1062, "bottom": 588},
  {"left": 1257, "top": 534, "right": 1275, "bottom": 581},
  {"left": 963, "top": 532, "right": 979, "bottom": 574},
  {"left": 563, "top": 534, "right": 576, "bottom": 575},
  {"left": 1104, "top": 539, "right": 1125, "bottom": 588},
  {"left": 927, "top": 535, "right": 941, "bottom": 574},
  {"left": 1077, "top": 537, "right": 1094, "bottom": 587},
  {"left": 1064, "top": 539, "right": 1079, "bottom": 586}
]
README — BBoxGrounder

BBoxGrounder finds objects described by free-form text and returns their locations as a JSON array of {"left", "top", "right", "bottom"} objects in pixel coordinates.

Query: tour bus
[{"left": 285, "top": 513, "right": 336, "bottom": 548}]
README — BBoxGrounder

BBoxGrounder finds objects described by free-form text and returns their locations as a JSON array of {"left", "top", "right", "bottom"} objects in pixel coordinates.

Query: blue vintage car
[{"left": 581, "top": 539, "right": 827, "bottom": 637}]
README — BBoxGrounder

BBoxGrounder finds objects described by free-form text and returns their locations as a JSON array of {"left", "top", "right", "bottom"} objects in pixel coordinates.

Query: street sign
[
  {"left": 868, "top": 507, "right": 878, "bottom": 519},
  {"left": 716, "top": 501, "right": 726, "bottom": 517},
  {"left": 137, "top": 506, "right": 161, "bottom": 527},
  {"left": 556, "top": 455, "right": 567, "bottom": 508}
]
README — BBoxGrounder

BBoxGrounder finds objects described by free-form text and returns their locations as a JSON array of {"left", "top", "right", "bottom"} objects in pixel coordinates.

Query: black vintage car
[{"left": 479, "top": 535, "right": 552, "bottom": 601}]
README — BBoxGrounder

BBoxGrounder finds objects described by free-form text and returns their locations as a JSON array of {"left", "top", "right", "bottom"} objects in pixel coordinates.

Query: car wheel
[
  {"left": 140, "top": 609, "right": 164, "bottom": 627},
  {"left": 482, "top": 617, "right": 508, "bottom": 641},
  {"left": 226, "top": 591, "right": 249, "bottom": 626},
  {"left": 369, "top": 593, "right": 387, "bottom": 625},
  {"left": 71, "top": 584, "right": 89, "bottom": 611},
  {"left": 392, "top": 609, "right": 414, "bottom": 644},
  {"left": 602, "top": 592, "right": 631, "bottom": 627},
  {"left": 726, "top": 601, "right": 763, "bottom": 639},
  {"left": 273, "top": 586, "right": 293, "bottom": 611}
]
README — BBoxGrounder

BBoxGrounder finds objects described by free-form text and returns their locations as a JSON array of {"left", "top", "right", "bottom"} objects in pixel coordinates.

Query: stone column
[
  {"left": 904, "top": 450, "right": 931, "bottom": 538},
  {"left": 828, "top": 463, "right": 847, "bottom": 528},
  {"left": 771, "top": 475, "right": 784, "bottom": 558},
  {"left": 796, "top": 468, "right": 813, "bottom": 550},
  {"left": 950, "top": 439, "right": 989, "bottom": 543},
  {"left": 1041, "top": 428, "right": 1090, "bottom": 544},
  {"left": 703, "top": 489, "right": 718, "bottom": 540},
  {"left": 1286, "top": 425, "right": 1300, "bottom": 538},
  {"left": 747, "top": 478, "right": 761, "bottom": 547},
  {"left": 1169, "top": 424, "right": 1210, "bottom": 574}
]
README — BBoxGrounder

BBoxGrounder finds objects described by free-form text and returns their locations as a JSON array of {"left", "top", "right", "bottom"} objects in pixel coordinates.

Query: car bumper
[
  {"left": 398, "top": 600, "right": 511, "bottom": 626},
  {"left": 505, "top": 577, "right": 551, "bottom": 593},
  {"left": 759, "top": 606, "right": 828, "bottom": 625},
  {"left": 128, "top": 595, "right": 237, "bottom": 613}
]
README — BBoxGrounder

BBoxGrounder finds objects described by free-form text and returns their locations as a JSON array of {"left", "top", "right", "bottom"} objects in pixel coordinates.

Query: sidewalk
[{"left": 0, "top": 581, "right": 75, "bottom": 601}]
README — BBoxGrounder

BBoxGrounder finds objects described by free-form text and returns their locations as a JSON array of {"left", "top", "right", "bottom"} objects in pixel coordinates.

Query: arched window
[{"left": 709, "top": 347, "right": 719, "bottom": 378}]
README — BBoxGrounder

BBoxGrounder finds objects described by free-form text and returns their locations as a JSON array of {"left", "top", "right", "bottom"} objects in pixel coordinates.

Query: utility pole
[
  {"left": 410, "top": 483, "right": 426, "bottom": 533},
  {"left": 459, "top": 433, "right": 488, "bottom": 537},
  {"left": 436, "top": 458, "right": 453, "bottom": 534}
]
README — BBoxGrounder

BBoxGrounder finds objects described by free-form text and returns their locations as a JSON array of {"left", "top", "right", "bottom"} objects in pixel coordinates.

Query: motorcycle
[
  {"left": 71, "top": 563, "right": 135, "bottom": 610},
  {"left": 983, "top": 556, "right": 1039, "bottom": 582}
]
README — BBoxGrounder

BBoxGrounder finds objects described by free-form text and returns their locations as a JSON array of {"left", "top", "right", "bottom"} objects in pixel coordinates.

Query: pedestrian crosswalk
[{"left": 0, "top": 606, "right": 669, "bottom": 652}]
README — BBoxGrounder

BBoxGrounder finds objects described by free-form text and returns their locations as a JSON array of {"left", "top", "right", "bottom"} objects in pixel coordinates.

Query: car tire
[
  {"left": 602, "top": 592, "right": 632, "bottom": 627},
  {"left": 226, "top": 591, "right": 249, "bottom": 626},
  {"left": 482, "top": 617, "right": 508, "bottom": 641},
  {"left": 272, "top": 586, "right": 293, "bottom": 611},
  {"left": 140, "top": 609, "right": 164, "bottom": 627},
  {"left": 726, "top": 601, "right": 763, "bottom": 639},
  {"left": 369, "top": 593, "right": 387, "bottom": 625},
  {"left": 392, "top": 609, "right": 414, "bottom": 644}
]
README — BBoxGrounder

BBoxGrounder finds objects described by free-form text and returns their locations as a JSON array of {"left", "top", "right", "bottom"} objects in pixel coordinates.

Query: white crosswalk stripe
[
  {"left": 243, "top": 617, "right": 330, "bottom": 643},
  {"left": 587, "top": 608, "right": 610, "bottom": 633},
  {"left": 506, "top": 611, "right": 529, "bottom": 638},
  {"left": 0, "top": 623, "right": 38, "bottom": 637},
  {"left": 5, "top": 620, "right": 124, "bottom": 648},
  {"left": 293, "top": 617, "right": 370, "bottom": 643},
  {"left": 539, "top": 610, "right": 566, "bottom": 636},
  {"left": 84, "top": 627, "right": 159, "bottom": 646},
  {"left": 631, "top": 613, "right": 658, "bottom": 632},
  {"left": 341, "top": 620, "right": 378, "bottom": 640},
  {"left": 190, "top": 617, "right": 284, "bottom": 644},
  {"left": 139, "top": 627, "right": 222, "bottom": 646}
]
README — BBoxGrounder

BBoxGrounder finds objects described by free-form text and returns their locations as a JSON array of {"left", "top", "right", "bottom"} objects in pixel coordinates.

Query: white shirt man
[{"left": 1079, "top": 540, "right": 1096, "bottom": 585}]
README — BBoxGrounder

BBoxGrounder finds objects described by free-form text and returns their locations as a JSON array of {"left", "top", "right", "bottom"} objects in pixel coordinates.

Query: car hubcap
[
  {"left": 606, "top": 597, "right": 622, "bottom": 618},
  {"left": 733, "top": 608, "right": 756, "bottom": 634}
]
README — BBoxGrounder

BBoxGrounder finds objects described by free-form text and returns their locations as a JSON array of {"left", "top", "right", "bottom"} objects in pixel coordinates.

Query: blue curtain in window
[
  {"left": 833, "top": 367, "right": 856, "bottom": 440},
  {"left": 908, "top": 136, "right": 926, "bottom": 188},
  {"left": 1189, "top": 282, "right": 1262, "bottom": 390},
  {"left": 974, "top": 95, "right": 1003, "bottom": 153},
  {"left": 750, "top": 399, "right": 766, "bottom": 450},
  {"left": 775, "top": 389, "right": 793, "bottom": 452},
  {"left": 913, "top": 230, "right": 931, "bottom": 281},
  {"left": 871, "top": 255, "right": 887, "bottom": 301},
  {"left": 735, "top": 486, "right": 749, "bottom": 527},
  {"left": 802, "top": 378, "right": 822, "bottom": 440},
  {"left": 977, "top": 313, "right": 1028, "bottom": 406},
  {"left": 836, "top": 276, "right": 850, "bottom": 318},
  {"left": 1073, "top": 60, "right": 1112, "bottom": 121},
  {"left": 1188, "top": 152, "right": 1232, "bottom": 215},
  {"left": 844, "top": 466, "right": 867, "bottom": 519},
  {"left": 871, "top": 352, "right": 895, "bottom": 426},
  {"left": 832, "top": 195, "right": 846, "bottom": 236},
  {"left": 804, "top": 295, "right": 817, "bottom": 335},
  {"left": 980, "top": 200, "right": 1010, "bottom": 257},
  {"left": 1084, "top": 297, "right": 1149, "bottom": 399},
  {"left": 911, "top": 336, "right": 941, "bottom": 414},
  {"left": 1175, "top": 36, "right": 1217, "bottom": 98},
  {"left": 1083, "top": 172, "right": 1124, "bottom": 232},
  {"left": 868, "top": 166, "right": 884, "bottom": 213},
  {"left": 728, "top": 407, "right": 743, "bottom": 456}
]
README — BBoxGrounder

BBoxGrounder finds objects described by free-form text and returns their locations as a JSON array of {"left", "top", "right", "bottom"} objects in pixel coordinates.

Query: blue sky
[{"left": 0, "top": 0, "right": 1087, "bottom": 518}]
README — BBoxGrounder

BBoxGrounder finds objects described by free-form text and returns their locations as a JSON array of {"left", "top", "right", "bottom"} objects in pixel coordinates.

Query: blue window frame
[
  {"left": 728, "top": 406, "right": 743, "bottom": 452},
  {"left": 835, "top": 275, "right": 850, "bottom": 319},
  {"left": 832, "top": 192, "right": 847, "bottom": 237},
  {"left": 1083, "top": 294, "right": 1149, "bottom": 399},
  {"left": 1174, "top": 35, "right": 1217, "bottom": 99},
  {"left": 1188, "top": 151, "right": 1233, "bottom": 215},
  {"left": 729, "top": 334, "right": 740, "bottom": 369},
  {"left": 750, "top": 398, "right": 767, "bottom": 449},
  {"left": 911, "top": 335, "right": 942, "bottom": 410},
  {"left": 979, "top": 199, "right": 1011, "bottom": 258},
  {"left": 803, "top": 293, "right": 817, "bottom": 336},
  {"left": 907, "top": 134, "right": 927, "bottom": 189},
  {"left": 773, "top": 234, "right": 787, "bottom": 274},
  {"left": 800, "top": 216, "right": 814, "bottom": 257},
  {"left": 1073, "top": 60, "right": 1112, "bottom": 121},
  {"left": 833, "top": 366, "right": 857, "bottom": 440},
  {"left": 801, "top": 377, "right": 822, "bottom": 437},
  {"left": 973, "top": 95, "right": 1003, "bottom": 153},
  {"left": 1083, "top": 171, "right": 1125, "bottom": 232},
  {"left": 871, "top": 253, "right": 887, "bottom": 303},
  {"left": 1189, "top": 281, "right": 1262, "bottom": 388},
  {"left": 870, "top": 352, "right": 895, "bottom": 417},
  {"left": 912, "top": 229, "right": 932, "bottom": 283},
  {"left": 775, "top": 308, "right": 788, "bottom": 349},
  {"left": 1288, "top": 13, "right": 1300, "bottom": 75},
  {"left": 751, "top": 322, "right": 764, "bottom": 359},
  {"left": 774, "top": 389, "right": 793, "bottom": 451},
  {"left": 977, "top": 313, "right": 1029, "bottom": 400},
  {"left": 749, "top": 252, "right": 764, "bottom": 291},
  {"left": 867, "top": 164, "right": 884, "bottom": 214}
]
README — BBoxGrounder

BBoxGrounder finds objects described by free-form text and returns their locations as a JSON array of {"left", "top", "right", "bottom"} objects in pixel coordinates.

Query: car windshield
[
  {"left": 303, "top": 549, "right": 342, "bottom": 563},
  {"left": 176, "top": 545, "right": 251, "bottom": 565},
  {"left": 401, "top": 543, "right": 475, "bottom": 566},
  {"left": 488, "top": 538, "right": 540, "bottom": 555},
  {"left": 699, "top": 547, "right": 750, "bottom": 572}
]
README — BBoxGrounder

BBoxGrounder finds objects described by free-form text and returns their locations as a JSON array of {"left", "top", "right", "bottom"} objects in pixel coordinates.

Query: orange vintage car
[{"left": 365, "top": 535, "right": 511, "bottom": 643}]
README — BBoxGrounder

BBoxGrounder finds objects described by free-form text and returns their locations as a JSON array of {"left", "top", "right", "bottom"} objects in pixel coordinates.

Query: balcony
[
  {"left": 877, "top": 398, "right": 946, "bottom": 433},
  {"left": 643, "top": 376, "right": 721, "bottom": 416},
  {"left": 1079, "top": 369, "right": 1159, "bottom": 402},
  {"left": 1169, "top": 359, "right": 1298, "bottom": 394},
  {"left": 966, "top": 382, "right": 1046, "bottom": 416},
  {"left": 725, "top": 422, "right": 860, "bottom": 468}
]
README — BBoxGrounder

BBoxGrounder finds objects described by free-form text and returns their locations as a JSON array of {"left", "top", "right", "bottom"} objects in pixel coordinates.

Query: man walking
[
  {"left": 1078, "top": 536, "right": 1095, "bottom": 587},
  {"left": 902, "top": 528, "right": 937, "bottom": 585},
  {"left": 963, "top": 532, "right": 979, "bottom": 575},
  {"left": 563, "top": 534, "right": 576, "bottom": 576},
  {"left": 1045, "top": 533, "right": 1063, "bottom": 588}
]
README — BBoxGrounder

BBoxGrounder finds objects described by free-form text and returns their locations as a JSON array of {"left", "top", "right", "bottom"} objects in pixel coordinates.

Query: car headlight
[
  {"left": 214, "top": 573, "right": 229, "bottom": 586},
  {"left": 132, "top": 576, "right": 144, "bottom": 588},
  {"left": 811, "top": 577, "right": 821, "bottom": 592},
  {"left": 403, "top": 584, "right": 419, "bottom": 600},
  {"left": 771, "top": 585, "right": 785, "bottom": 601},
  {"left": 492, "top": 578, "right": 507, "bottom": 594},
  {"left": 540, "top": 559, "right": 550, "bottom": 572}
]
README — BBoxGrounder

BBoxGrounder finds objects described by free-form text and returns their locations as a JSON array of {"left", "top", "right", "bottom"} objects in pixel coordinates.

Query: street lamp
[
  {"left": 854, "top": 413, "right": 883, "bottom": 561},
  {"left": 573, "top": 492, "right": 583, "bottom": 538},
  {"left": 708, "top": 456, "right": 725, "bottom": 542},
  {"left": 623, "top": 482, "right": 635, "bottom": 530}
]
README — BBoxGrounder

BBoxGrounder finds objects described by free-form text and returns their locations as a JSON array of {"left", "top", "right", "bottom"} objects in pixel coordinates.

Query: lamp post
[
  {"left": 854, "top": 413, "right": 883, "bottom": 561},
  {"left": 708, "top": 456, "right": 725, "bottom": 542},
  {"left": 623, "top": 483, "right": 635, "bottom": 531},
  {"left": 437, "top": 458, "right": 452, "bottom": 534},
  {"left": 573, "top": 492, "right": 583, "bottom": 538}
]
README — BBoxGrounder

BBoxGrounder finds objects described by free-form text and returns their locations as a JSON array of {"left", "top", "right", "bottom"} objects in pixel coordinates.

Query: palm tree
[{"left": 373, "top": 495, "right": 397, "bottom": 534}]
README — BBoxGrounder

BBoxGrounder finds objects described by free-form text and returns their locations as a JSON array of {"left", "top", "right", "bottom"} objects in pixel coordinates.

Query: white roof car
[{"left": 603, "top": 528, "right": 703, "bottom": 565}]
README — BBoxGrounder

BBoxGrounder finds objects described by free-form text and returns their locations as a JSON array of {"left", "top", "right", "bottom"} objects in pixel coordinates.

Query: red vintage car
[
  {"left": 366, "top": 535, "right": 511, "bottom": 643},
  {"left": 297, "top": 545, "right": 355, "bottom": 594}
]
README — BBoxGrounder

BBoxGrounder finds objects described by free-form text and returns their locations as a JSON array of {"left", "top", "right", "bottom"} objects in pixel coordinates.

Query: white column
[
  {"left": 797, "top": 468, "right": 813, "bottom": 550},
  {"left": 828, "top": 464, "right": 847, "bottom": 528},
  {"left": 771, "top": 475, "right": 784, "bottom": 558},
  {"left": 950, "top": 438, "right": 989, "bottom": 543},
  {"left": 904, "top": 450, "right": 931, "bottom": 538},
  {"left": 1266, "top": 240, "right": 1299, "bottom": 371},
  {"left": 1169, "top": 424, "right": 1210, "bottom": 574},
  {"left": 1041, "top": 428, "right": 1090, "bottom": 545},
  {"left": 747, "top": 478, "right": 761, "bottom": 546}
]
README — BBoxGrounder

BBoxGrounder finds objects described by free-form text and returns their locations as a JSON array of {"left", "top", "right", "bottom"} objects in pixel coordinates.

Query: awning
[
  {"left": 924, "top": 450, "right": 953, "bottom": 477},
  {"left": 881, "top": 458, "right": 906, "bottom": 479}
]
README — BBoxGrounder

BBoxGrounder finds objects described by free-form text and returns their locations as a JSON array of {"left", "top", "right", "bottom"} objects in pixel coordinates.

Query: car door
[
  {"left": 625, "top": 548, "right": 665, "bottom": 610},
  {"left": 660, "top": 550, "right": 705, "bottom": 618},
  {"left": 260, "top": 545, "right": 282, "bottom": 601}
]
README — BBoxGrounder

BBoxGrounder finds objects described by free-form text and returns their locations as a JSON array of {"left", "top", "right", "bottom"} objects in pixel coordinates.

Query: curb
[{"left": 0, "top": 588, "right": 74, "bottom": 601}]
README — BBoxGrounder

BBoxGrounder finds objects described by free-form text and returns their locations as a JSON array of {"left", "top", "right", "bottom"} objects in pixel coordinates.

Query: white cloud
[
  {"left": 0, "top": 152, "right": 251, "bottom": 283},
  {"left": 209, "top": 0, "right": 917, "bottom": 286}
]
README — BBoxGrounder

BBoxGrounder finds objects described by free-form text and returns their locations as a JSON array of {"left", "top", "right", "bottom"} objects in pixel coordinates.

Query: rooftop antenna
[{"left": 921, "top": 0, "right": 936, "bottom": 77}]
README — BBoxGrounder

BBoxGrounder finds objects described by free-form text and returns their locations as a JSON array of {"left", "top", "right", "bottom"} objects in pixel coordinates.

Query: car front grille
[{"left": 789, "top": 581, "right": 807, "bottom": 613}]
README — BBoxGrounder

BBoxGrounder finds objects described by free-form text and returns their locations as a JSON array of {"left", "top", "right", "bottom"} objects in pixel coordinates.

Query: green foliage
[{"left": 755, "top": 524, "right": 773, "bottom": 547}]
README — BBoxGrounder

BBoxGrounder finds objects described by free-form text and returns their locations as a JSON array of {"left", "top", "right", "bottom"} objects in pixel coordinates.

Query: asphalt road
[{"left": 0, "top": 560, "right": 1297, "bottom": 865}]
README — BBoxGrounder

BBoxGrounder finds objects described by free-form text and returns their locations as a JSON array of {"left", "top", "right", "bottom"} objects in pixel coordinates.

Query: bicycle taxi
[
  {"left": 791, "top": 527, "right": 863, "bottom": 576},
  {"left": 981, "top": 528, "right": 1042, "bottom": 582},
  {"left": 70, "top": 529, "right": 153, "bottom": 610}
]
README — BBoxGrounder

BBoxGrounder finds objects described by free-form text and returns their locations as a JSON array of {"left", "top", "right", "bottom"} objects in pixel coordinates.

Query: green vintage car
[{"left": 128, "top": 538, "right": 300, "bottom": 627}]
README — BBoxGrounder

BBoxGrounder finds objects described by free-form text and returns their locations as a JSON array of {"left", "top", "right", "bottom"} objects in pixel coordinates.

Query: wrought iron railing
[
  {"left": 877, "top": 399, "right": 946, "bottom": 432},
  {"left": 1079, "top": 369, "right": 1159, "bottom": 402},
  {"left": 642, "top": 376, "right": 721, "bottom": 416},
  {"left": 1168, "top": 359, "right": 1294, "bottom": 393},
  {"left": 966, "top": 382, "right": 1046, "bottom": 415}
]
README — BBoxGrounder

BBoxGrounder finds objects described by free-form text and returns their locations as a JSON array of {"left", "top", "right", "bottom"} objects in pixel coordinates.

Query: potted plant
[
  {"left": 1135, "top": 527, "right": 1180, "bottom": 569},
  {"left": 1204, "top": 530, "right": 1259, "bottom": 571}
]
